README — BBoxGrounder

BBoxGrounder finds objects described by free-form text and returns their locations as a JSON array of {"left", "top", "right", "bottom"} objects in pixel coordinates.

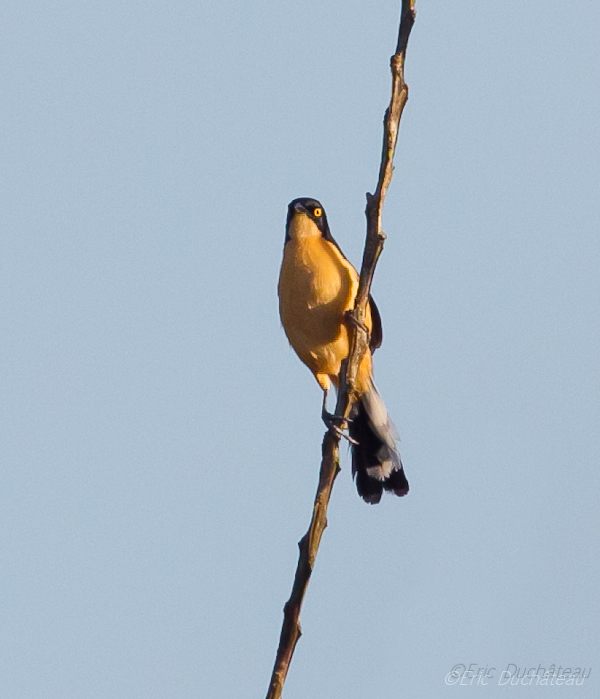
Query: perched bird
[{"left": 278, "top": 197, "right": 409, "bottom": 504}]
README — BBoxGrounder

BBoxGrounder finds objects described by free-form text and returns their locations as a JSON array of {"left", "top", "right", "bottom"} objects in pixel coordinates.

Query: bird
[{"left": 278, "top": 197, "right": 409, "bottom": 504}]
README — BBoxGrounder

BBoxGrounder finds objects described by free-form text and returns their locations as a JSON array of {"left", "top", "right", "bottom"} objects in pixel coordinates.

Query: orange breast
[{"left": 278, "top": 234, "right": 372, "bottom": 386}]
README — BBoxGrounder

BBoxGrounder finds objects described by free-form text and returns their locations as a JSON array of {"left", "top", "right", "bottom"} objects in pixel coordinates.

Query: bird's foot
[
  {"left": 322, "top": 409, "right": 358, "bottom": 445},
  {"left": 344, "top": 310, "right": 370, "bottom": 335}
]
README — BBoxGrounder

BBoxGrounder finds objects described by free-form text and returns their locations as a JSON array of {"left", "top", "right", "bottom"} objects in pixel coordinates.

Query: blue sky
[{"left": 1, "top": 1, "right": 599, "bottom": 697}]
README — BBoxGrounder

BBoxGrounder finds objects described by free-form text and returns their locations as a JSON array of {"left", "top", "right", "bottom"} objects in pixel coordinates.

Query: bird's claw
[
  {"left": 344, "top": 310, "right": 370, "bottom": 335},
  {"left": 322, "top": 410, "right": 358, "bottom": 445}
]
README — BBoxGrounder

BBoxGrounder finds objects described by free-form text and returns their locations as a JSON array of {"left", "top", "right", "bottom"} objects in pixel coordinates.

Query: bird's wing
[{"left": 369, "top": 294, "right": 383, "bottom": 351}]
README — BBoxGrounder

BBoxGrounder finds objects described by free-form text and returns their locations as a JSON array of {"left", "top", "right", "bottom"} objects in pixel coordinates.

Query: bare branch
[
  {"left": 265, "top": 434, "right": 340, "bottom": 699},
  {"left": 336, "top": 0, "right": 416, "bottom": 418},
  {"left": 266, "top": 3, "right": 416, "bottom": 697}
]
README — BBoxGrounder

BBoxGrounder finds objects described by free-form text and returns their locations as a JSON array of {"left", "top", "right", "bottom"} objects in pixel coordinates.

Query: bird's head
[{"left": 285, "top": 197, "right": 331, "bottom": 242}]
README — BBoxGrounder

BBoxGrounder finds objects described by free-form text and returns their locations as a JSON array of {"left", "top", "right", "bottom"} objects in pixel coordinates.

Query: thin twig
[
  {"left": 266, "top": 3, "right": 416, "bottom": 697},
  {"left": 336, "top": 0, "right": 415, "bottom": 416}
]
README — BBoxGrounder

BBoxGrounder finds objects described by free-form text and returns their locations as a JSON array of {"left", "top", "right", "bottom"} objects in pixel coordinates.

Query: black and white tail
[{"left": 349, "top": 381, "right": 409, "bottom": 504}]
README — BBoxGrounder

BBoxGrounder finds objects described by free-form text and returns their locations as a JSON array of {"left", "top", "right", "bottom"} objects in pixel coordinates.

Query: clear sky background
[{"left": 1, "top": 1, "right": 599, "bottom": 697}]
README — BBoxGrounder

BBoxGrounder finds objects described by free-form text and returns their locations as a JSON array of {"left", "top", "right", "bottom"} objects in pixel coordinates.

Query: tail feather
[{"left": 349, "top": 383, "right": 409, "bottom": 504}]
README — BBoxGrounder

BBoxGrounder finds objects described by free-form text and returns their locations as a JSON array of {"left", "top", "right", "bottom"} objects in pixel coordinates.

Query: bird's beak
[{"left": 294, "top": 202, "right": 307, "bottom": 214}]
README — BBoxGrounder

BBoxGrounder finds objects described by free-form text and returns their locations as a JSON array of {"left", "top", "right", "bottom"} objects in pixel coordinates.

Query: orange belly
[{"left": 278, "top": 235, "right": 372, "bottom": 391}]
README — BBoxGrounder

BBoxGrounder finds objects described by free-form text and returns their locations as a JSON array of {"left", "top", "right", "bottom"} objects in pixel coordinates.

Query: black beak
[{"left": 294, "top": 202, "right": 307, "bottom": 214}]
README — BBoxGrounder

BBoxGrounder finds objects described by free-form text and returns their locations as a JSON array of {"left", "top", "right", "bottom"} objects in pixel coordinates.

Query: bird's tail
[{"left": 349, "top": 380, "right": 409, "bottom": 504}]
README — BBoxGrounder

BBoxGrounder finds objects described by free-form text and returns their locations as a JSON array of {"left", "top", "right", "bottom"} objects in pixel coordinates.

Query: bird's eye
[{"left": 313, "top": 207, "right": 322, "bottom": 217}]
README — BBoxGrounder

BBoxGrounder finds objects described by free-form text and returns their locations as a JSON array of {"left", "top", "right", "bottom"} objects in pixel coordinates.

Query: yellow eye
[{"left": 313, "top": 207, "right": 322, "bottom": 217}]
